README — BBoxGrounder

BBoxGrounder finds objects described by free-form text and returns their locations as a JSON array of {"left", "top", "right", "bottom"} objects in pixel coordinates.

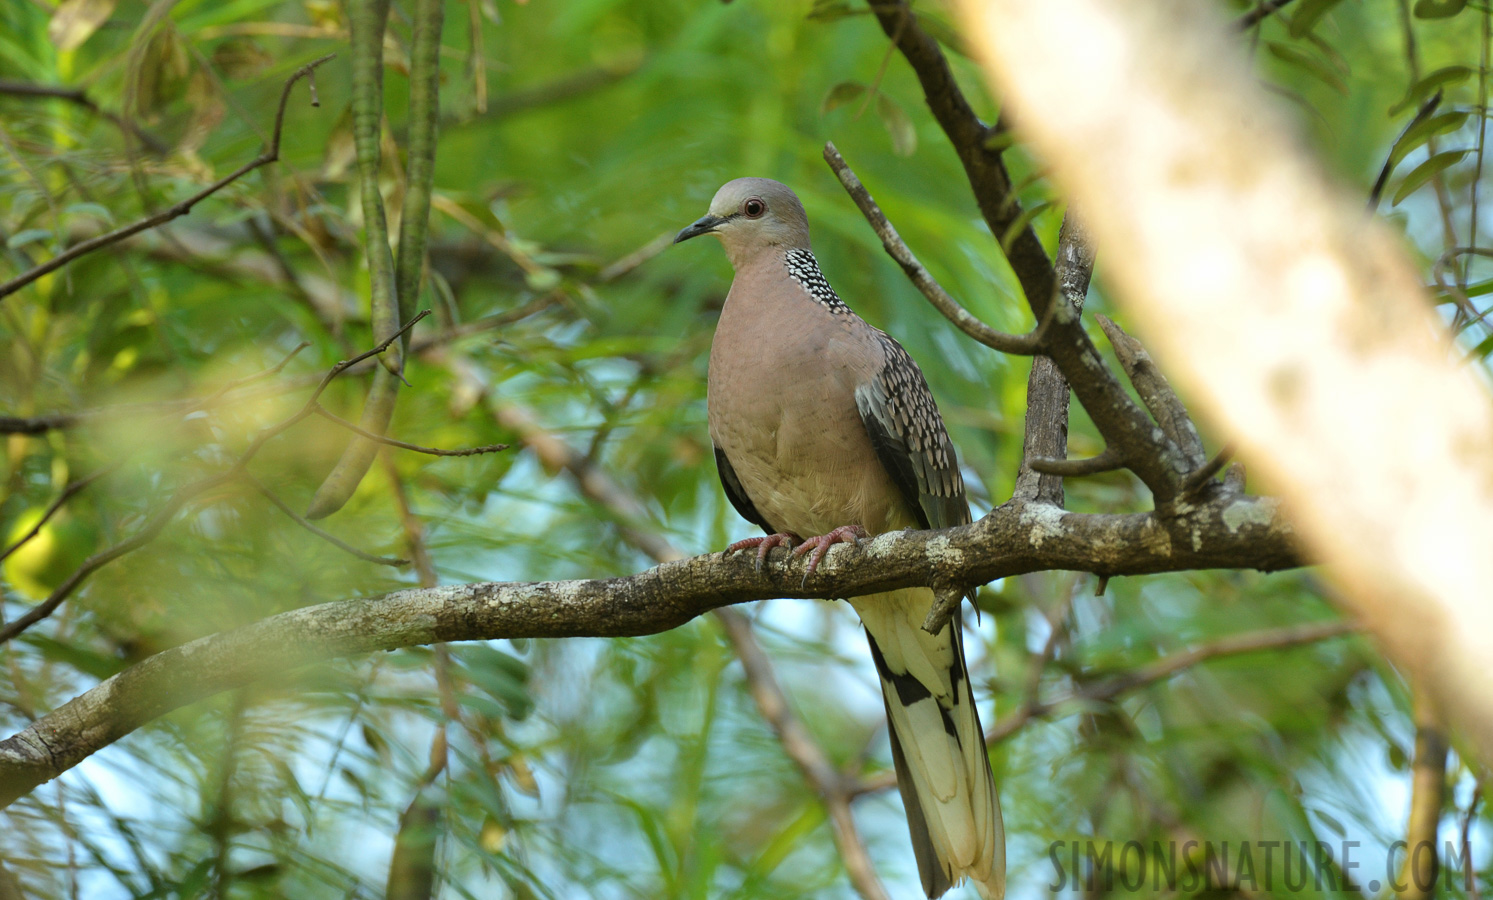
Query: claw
[
  {"left": 726, "top": 532, "right": 801, "bottom": 572},
  {"left": 791, "top": 524, "right": 869, "bottom": 584}
]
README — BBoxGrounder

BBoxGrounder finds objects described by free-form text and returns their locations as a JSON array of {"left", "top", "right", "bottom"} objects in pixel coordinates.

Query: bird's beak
[{"left": 674, "top": 214, "right": 727, "bottom": 245}]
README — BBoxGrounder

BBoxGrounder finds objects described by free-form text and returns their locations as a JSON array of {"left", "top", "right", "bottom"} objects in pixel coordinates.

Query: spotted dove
[{"left": 674, "top": 178, "right": 1005, "bottom": 899}]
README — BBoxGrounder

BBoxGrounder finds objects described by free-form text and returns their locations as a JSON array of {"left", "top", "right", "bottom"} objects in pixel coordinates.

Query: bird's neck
[
  {"left": 722, "top": 238, "right": 806, "bottom": 272},
  {"left": 720, "top": 247, "right": 854, "bottom": 325}
]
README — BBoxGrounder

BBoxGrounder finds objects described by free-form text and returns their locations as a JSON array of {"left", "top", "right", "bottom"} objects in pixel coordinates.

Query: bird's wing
[
  {"left": 714, "top": 445, "right": 779, "bottom": 535},
  {"left": 854, "top": 333, "right": 972, "bottom": 531}
]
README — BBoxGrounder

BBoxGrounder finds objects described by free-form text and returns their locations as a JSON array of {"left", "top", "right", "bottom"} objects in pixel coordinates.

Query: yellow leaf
[
  {"left": 48, "top": 0, "right": 118, "bottom": 52},
  {"left": 478, "top": 817, "right": 507, "bottom": 854},
  {"left": 506, "top": 755, "right": 540, "bottom": 798}
]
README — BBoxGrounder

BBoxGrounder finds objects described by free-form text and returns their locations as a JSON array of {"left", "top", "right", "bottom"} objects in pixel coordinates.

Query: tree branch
[
  {"left": 868, "top": 1, "right": 1194, "bottom": 503},
  {"left": 868, "top": 0, "right": 1052, "bottom": 306},
  {"left": 1181, "top": 444, "right": 1235, "bottom": 499},
  {"left": 0, "top": 80, "right": 170, "bottom": 155},
  {"left": 0, "top": 55, "right": 333, "bottom": 302},
  {"left": 0, "top": 488, "right": 1301, "bottom": 808},
  {"left": 822, "top": 142, "right": 1039, "bottom": 355},
  {"left": 311, "top": 404, "right": 509, "bottom": 457},
  {"left": 1094, "top": 313, "right": 1207, "bottom": 468},
  {"left": 1014, "top": 213, "right": 1096, "bottom": 505},
  {"left": 716, "top": 610, "right": 891, "bottom": 900},
  {"left": 1026, "top": 447, "right": 1122, "bottom": 477}
]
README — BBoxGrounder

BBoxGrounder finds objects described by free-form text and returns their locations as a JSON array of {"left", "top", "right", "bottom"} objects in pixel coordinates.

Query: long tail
[{"left": 851, "top": 588, "right": 1004, "bottom": 900}]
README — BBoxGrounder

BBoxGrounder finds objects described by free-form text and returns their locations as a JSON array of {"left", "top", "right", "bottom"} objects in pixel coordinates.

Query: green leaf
[
  {"left": 1465, "top": 332, "right": 1493, "bottom": 362},
  {"left": 915, "top": 13, "right": 971, "bottom": 58},
  {"left": 62, "top": 202, "right": 114, "bottom": 225},
  {"left": 1302, "top": 32, "right": 1349, "bottom": 77},
  {"left": 1288, "top": 0, "right": 1345, "bottom": 37},
  {"left": 1391, "top": 149, "right": 1471, "bottom": 205},
  {"left": 804, "top": 0, "right": 861, "bottom": 22},
  {"left": 876, "top": 93, "right": 917, "bottom": 157},
  {"left": 1389, "top": 111, "right": 1469, "bottom": 169},
  {"left": 1388, "top": 66, "right": 1473, "bottom": 115},
  {"left": 1413, "top": 0, "right": 1467, "bottom": 18},
  {"left": 47, "top": 0, "right": 118, "bottom": 52},
  {"left": 7, "top": 229, "right": 53, "bottom": 250},
  {"left": 1266, "top": 41, "right": 1347, "bottom": 94},
  {"left": 820, "top": 81, "right": 867, "bottom": 116},
  {"left": 1314, "top": 807, "right": 1348, "bottom": 838},
  {"left": 1000, "top": 200, "right": 1054, "bottom": 253},
  {"left": 462, "top": 645, "right": 533, "bottom": 720},
  {"left": 1466, "top": 278, "right": 1493, "bottom": 300},
  {"left": 17, "top": 633, "right": 125, "bottom": 679}
]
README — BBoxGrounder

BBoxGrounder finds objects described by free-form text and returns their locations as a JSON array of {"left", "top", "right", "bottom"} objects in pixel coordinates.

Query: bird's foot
[
  {"left": 726, "top": 532, "right": 803, "bottom": 573},
  {"left": 792, "top": 525, "right": 869, "bottom": 581}
]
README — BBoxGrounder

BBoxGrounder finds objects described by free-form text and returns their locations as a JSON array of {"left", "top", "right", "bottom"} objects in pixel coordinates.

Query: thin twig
[
  {"left": 1094, "top": 313, "right": 1207, "bottom": 468},
  {"left": 823, "top": 142, "right": 1039, "bottom": 355},
  {"left": 1027, "top": 447, "right": 1122, "bottom": 477},
  {"left": 1181, "top": 444, "right": 1235, "bottom": 498},
  {"left": 1436, "top": 247, "right": 1493, "bottom": 338},
  {"left": 0, "top": 465, "right": 119, "bottom": 565},
  {"left": 1236, "top": 0, "right": 1298, "bottom": 29},
  {"left": 0, "top": 55, "right": 334, "bottom": 302},
  {"left": 1014, "top": 213, "right": 1096, "bottom": 505},
  {"left": 598, "top": 232, "right": 674, "bottom": 282},
  {"left": 312, "top": 404, "right": 508, "bottom": 457},
  {"left": 0, "top": 80, "right": 169, "bottom": 154},
  {"left": 244, "top": 471, "right": 408, "bottom": 567}
]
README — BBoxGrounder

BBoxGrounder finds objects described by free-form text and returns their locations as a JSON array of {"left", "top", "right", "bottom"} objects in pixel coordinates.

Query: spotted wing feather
[{"left": 854, "top": 335, "right": 971, "bottom": 532}]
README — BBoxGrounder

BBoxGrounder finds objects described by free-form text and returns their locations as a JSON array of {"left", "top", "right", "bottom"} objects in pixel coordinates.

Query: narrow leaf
[
  {"left": 1266, "top": 41, "right": 1347, "bottom": 94},
  {"left": 47, "top": 0, "right": 118, "bottom": 52},
  {"left": 1389, "top": 111, "right": 1469, "bottom": 170},
  {"left": 805, "top": 0, "right": 861, "bottom": 22},
  {"left": 1288, "top": 0, "right": 1345, "bottom": 37},
  {"left": 1389, "top": 66, "right": 1473, "bottom": 115},
  {"left": 1391, "top": 150, "right": 1471, "bottom": 206},
  {"left": 876, "top": 93, "right": 917, "bottom": 157},
  {"left": 6, "top": 229, "right": 53, "bottom": 251},
  {"left": 820, "top": 81, "right": 867, "bottom": 116},
  {"left": 915, "top": 13, "right": 971, "bottom": 58},
  {"left": 1000, "top": 200, "right": 1054, "bottom": 253},
  {"left": 1413, "top": 0, "right": 1467, "bottom": 17}
]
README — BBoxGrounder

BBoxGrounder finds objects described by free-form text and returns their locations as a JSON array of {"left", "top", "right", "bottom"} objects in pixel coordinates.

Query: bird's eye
[{"left": 743, "top": 198, "right": 766, "bottom": 218}]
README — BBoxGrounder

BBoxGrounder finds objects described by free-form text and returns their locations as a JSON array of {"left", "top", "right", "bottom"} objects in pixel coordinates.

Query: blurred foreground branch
[
  {"left": 956, "top": 0, "right": 1493, "bottom": 766},
  {"left": 0, "top": 484, "right": 1299, "bottom": 808}
]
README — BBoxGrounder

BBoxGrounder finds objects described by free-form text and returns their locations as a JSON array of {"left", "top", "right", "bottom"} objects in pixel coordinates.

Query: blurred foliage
[{"left": 0, "top": 0, "right": 1490, "bottom": 898}]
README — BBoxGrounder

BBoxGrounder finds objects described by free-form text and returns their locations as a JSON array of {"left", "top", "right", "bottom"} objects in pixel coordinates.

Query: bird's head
[{"left": 673, "top": 178, "right": 810, "bottom": 267}]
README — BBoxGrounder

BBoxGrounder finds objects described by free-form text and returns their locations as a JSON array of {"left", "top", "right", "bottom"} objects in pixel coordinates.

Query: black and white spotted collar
[{"left": 783, "top": 249, "right": 852, "bottom": 315}]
